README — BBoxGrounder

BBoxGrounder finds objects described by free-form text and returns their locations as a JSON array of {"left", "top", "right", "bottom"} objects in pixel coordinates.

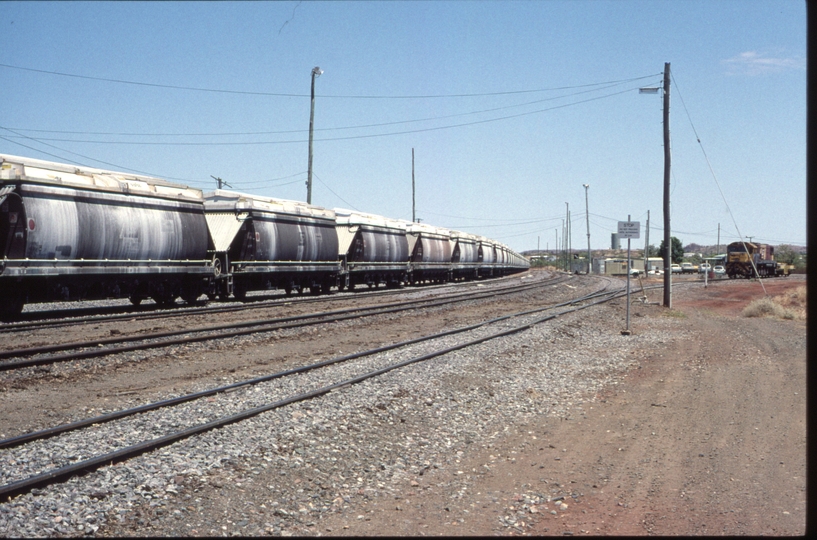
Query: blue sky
[{"left": 0, "top": 1, "right": 806, "bottom": 253}]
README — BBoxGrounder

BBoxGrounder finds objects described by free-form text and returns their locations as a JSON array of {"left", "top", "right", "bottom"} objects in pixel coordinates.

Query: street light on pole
[
  {"left": 640, "top": 62, "right": 671, "bottom": 308},
  {"left": 583, "top": 184, "right": 591, "bottom": 274},
  {"left": 306, "top": 66, "right": 323, "bottom": 204}
]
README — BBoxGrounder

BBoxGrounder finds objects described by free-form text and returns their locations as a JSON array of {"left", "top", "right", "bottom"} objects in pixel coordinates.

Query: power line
[
  {"left": 0, "top": 62, "right": 660, "bottom": 99},
  {"left": 1, "top": 85, "right": 645, "bottom": 148},
  {"left": 0, "top": 129, "right": 193, "bottom": 182},
  {"left": 311, "top": 172, "right": 359, "bottom": 211},
  {"left": 397, "top": 210, "right": 566, "bottom": 224},
  {"left": 0, "top": 76, "right": 662, "bottom": 140}
]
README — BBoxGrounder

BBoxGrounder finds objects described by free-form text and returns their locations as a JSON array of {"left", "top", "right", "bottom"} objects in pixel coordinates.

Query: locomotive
[
  {"left": 0, "top": 154, "right": 529, "bottom": 318},
  {"left": 725, "top": 241, "right": 792, "bottom": 279}
]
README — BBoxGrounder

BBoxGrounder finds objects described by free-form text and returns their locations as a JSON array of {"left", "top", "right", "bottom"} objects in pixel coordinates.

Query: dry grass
[{"left": 742, "top": 285, "right": 807, "bottom": 320}]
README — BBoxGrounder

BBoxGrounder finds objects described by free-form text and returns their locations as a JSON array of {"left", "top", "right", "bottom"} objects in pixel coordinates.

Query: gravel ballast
[{"left": 1, "top": 273, "right": 804, "bottom": 536}]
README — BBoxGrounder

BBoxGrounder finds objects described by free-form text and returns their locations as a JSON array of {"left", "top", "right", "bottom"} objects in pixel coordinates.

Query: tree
[
  {"left": 658, "top": 236, "right": 684, "bottom": 264},
  {"left": 776, "top": 244, "right": 806, "bottom": 273},
  {"left": 775, "top": 244, "right": 799, "bottom": 265}
]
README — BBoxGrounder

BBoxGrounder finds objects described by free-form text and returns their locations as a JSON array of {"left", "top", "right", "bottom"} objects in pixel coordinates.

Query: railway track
[
  {"left": 0, "top": 277, "right": 624, "bottom": 500},
  {"left": 0, "top": 274, "right": 524, "bottom": 334},
  {"left": 0, "top": 274, "right": 566, "bottom": 372}
]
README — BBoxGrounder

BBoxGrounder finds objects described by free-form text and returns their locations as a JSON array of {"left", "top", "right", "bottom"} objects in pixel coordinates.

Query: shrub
[{"left": 742, "top": 286, "right": 806, "bottom": 320}]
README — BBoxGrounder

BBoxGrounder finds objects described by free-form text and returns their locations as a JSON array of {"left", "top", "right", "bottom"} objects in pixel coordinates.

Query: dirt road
[{"left": 319, "top": 276, "right": 807, "bottom": 536}]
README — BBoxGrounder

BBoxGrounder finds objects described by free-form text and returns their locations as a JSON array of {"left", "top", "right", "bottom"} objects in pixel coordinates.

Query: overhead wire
[
  {"left": 0, "top": 129, "right": 193, "bottom": 182},
  {"left": 0, "top": 62, "right": 660, "bottom": 99},
  {"left": 311, "top": 172, "right": 359, "bottom": 211},
  {"left": 0, "top": 84, "right": 653, "bottom": 147},
  {"left": 671, "top": 71, "right": 768, "bottom": 292},
  {"left": 0, "top": 76, "right": 660, "bottom": 140}
]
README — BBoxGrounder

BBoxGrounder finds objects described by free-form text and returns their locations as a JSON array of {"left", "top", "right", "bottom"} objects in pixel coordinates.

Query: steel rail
[
  {"left": 0, "top": 272, "right": 530, "bottom": 333},
  {"left": 0, "top": 280, "right": 612, "bottom": 450},
  {"left": 0, "top": 277, "right": 562, "bottom": 370},
  {"left": 0, "top": 280, "right": 620, "bottom": 500}
]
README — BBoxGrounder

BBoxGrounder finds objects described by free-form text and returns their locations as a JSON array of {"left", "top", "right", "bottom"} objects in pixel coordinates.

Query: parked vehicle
[
  {"left": 713, "top": 265, "right": 726, "bottom": 276},
  {"left": 680, "top": 262, "right": 696, "bottom": 274},
  {"left": 670, "top": 264, "right": 682, "bottom": 274},
  {"left": 698, "top": 263, "right": 711, "bottom": 274}
]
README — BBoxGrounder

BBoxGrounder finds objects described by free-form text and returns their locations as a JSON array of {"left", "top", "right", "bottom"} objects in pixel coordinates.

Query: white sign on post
[{"left": 618, "top": 221, "right": 641, "bottom": 239}]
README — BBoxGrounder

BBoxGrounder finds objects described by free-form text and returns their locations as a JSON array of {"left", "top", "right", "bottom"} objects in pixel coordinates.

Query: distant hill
[{"left": 684, "top": 242, "right": 806, "bottom": 255}]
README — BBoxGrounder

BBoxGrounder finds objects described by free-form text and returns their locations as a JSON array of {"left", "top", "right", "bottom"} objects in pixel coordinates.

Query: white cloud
[{"left": 722, "top": 50, "right": 806, "bottom": 76}]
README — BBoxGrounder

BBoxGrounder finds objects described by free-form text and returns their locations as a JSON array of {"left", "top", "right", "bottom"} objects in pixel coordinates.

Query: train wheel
[
  {"left": 152, "top": 292, "right": 177, "bottom": 306},
  {"left": 0, "top": 286, "right": 25, "bottom": 320},
  {"left": 233, "top": 284, "right": 247, "bottom": 301},
  {"left": 181, "top": 283, "right": 202, "bottom": 305}
]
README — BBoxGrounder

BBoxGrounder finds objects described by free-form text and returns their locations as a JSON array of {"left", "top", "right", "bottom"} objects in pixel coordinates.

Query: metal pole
[
  {"left": 644, "top": 210, "right": 650, "bottom": 273},
  {"left": 307, "top": 66, "right": 322, "bottom": 204},
  {"left": 662, "top": 62, "right": 672, "bottom": 308},
  {"left": 561, "top": 219, "right": 565, "bottom": 271},
  {"left": 412, "top": 148, "right": 416, "bottom": 222},
  {"left": 626, "top": 214, "right": 632, "bottom": 333},
  {"left": 583, "top": 184, "right": 590, "bottom": 273},
  {"left": 704, "top": 258, "right": 709, "bottom": 288},
  {"left": 567, "top": 205, "right": 571, "bottom": 270},
  {"left": 565, "top": 202, "right": 569, "bottom": 272}
]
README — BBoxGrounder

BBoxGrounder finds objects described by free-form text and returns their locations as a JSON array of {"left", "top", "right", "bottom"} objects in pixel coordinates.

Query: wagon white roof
[
  {"left": 0, "top": 153, "right": 203, "bottom": 202},
  {"left": 403, "top": 220, "right": 450, "bottom": 238},
  {"left": 334, "top": 208, "right": 406, "bottom": 231},
  {"left": 449, "top": 230, "right": 479, "bottom": 243},
  {"left": 204, "top": 189, "right": 335, "bottom": 220}
]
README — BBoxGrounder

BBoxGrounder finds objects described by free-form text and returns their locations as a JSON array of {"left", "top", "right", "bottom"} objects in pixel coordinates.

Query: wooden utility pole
[
  {"left": 307, "top": 67, "right": 322, "bottom": 204},
  {"left": 211, "top": 175, "right": 231, "bottom": 190},
  {"left": 412, "top": 148, "right": 416, "bottom": 223},
  {"left": 662, "top": 62, "right": 672, "bottom": 308}
]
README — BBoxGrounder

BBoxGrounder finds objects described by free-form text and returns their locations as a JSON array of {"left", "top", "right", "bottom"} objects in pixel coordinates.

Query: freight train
[
  {"left": 0, "top": 154, "right": 529, "bottom": 318},
  {"left": 725, "top": 241, "right": 792, "bottom": 279}
]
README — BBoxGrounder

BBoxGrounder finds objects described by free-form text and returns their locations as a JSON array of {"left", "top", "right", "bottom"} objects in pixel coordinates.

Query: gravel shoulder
[
  {"left": 315, "top": 276, "right": 807, "bottom": 536},
  {"left": 0, "top": 273, "right": 806, "bottom": 537}
]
